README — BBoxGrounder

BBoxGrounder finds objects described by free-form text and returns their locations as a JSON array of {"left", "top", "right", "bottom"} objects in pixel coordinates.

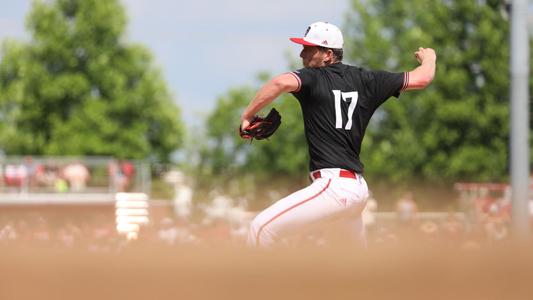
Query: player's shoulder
[
  {"left": 291, "top": 67, "right": 321, "bottom": 85},
  {"left": 349, "top": 65, "right": 386, "bottom": 82},
  {"left": 293, "top": 66, "right": 320, "bottom": 76},
  {"left": 345, "top": 64, "right": 371, "bottom": 75},
  {"left": 329, "top": 63, "right": 369, "bottom": 78},
  {"left": 293, "top": 64, "right": 347, "bottom": 77}
]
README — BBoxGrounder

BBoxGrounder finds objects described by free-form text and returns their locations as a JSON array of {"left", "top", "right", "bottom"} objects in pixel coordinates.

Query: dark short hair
[{"left": 318, "top": 46, "right": 343, "bottom": 62}]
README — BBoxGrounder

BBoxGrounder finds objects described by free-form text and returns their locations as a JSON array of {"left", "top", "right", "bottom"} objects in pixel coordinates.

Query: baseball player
[{"left": 240, "top": 21, "right": 436, "bottom": 247}]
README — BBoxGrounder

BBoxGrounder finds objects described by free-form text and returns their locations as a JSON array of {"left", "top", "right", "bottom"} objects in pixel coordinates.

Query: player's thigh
[
  {"left": 253, "top": 179, "right": 345, "bottom": 235},
  {"left": 334, "top": 177, "right": 369, "bottom": 207}
]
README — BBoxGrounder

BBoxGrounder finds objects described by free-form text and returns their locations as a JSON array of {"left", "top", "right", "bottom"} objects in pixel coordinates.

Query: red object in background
[
  {"left": 4, "top": 165, "right": 27, "bottom": 187},
  {"left": 121, "top": 162, "right": 135, "bottom": 178}
]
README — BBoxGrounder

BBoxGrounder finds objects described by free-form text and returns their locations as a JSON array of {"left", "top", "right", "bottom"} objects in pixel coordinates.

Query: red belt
[{"left": 312, "top": 169, "right": 358, "bottom": 180}]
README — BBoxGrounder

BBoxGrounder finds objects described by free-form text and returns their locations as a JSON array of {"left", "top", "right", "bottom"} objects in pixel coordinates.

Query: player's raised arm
[
  {"left": 240, "top": 73, "right": 299, "bottom": 130},
  {"left": 404, "top": 47, "right": 436, "bottom": 91}
]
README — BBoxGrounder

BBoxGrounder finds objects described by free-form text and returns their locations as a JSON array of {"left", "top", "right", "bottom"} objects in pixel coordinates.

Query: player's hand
[
  {"left": 414, "top": 47, "right": 436, "bottom": 64},
  {"left": 240, "top": 119, "right": 251, "bottom": 136},
  {"left": 239, "top": 108, "right": 282, "bottom": 140}
]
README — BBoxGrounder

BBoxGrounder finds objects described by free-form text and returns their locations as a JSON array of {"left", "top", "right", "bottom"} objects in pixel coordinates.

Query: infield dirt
[{"left": 1, "top": 240, "right": 532, "bottom": 300}]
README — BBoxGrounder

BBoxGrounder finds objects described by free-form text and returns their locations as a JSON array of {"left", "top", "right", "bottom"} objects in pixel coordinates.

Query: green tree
[
  {"left": 201, "top": 74, "right": 307, "bottom": 179},
  {"left": 0, "top": 0, "right": 184, "bottom": 161},
  {"left": 346, "top": 0, "right": 532, "bottom": 182},
  {"left": 203, "top": 0, "right": 531, "bottom": 188},
  {"left": 202, "top": 86, "right": 255, "bottom": 176}
]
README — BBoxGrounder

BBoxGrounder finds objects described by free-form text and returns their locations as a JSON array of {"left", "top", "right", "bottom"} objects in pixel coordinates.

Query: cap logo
[
  {"left": 304, "top": 26, "right": 311, "bottom": 37},
  {"left": 322, "top": 40, "right": 328, "bottom": 45}
]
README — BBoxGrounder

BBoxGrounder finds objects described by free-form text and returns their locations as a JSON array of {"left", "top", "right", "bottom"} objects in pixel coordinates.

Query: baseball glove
[{"left": 240, "top": 108, "right": 282, "bottom": 140}]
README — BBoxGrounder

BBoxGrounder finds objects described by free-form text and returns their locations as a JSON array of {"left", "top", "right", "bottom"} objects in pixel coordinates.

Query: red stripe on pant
[{"left": 255, "top": 179, "right": 332, "bottom": 246}]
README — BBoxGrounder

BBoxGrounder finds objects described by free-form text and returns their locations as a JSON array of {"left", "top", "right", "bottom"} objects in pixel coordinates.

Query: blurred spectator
[
  {"left": 120, "top": 161, "right": 135, "bottom": 183},
  {"left": 109, "top": 160, "right": 131, "bottom": 192},
  {"left": 23, "top": 156, "right": 39, "bottom": 188},
  {"left": 497, "top": 198, "right": 512, "bottom": 222},
  {"left": 483, "top": 204, "right": 509, "bottom": 242},
  {"left": 62, "top": 162, "right": 90, "bottom": 191},
  {"left": 120, "top": 161, "right": 135, "bottom": 191},
  {"left": 54, "top": 177, "right": 69, "bottom": 193},
  {"left": 4, "top": 164, "right": 16, "bottom": 186},
  {"left": 33, "top": 164, "right": 46, "bottom": 186},
  {"left": 165, "top": 170, "right": 193, "bottom": 219},
  {"left": 36, "top": 164, "right": 60, "bottom": 189},
  {"left": 4, "top": 163, "right": 27, "bottom": 188},
  {"left": 473, "top": 188, "right": 496, "bottom": 222},
  {"left": 395, "top": 191, "right": 418, "bottom": 226},
  {"left": 109, "top": 161, "right": 122, "bottom": 192}
]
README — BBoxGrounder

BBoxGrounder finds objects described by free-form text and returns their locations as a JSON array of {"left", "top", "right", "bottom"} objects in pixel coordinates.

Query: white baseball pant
[{"left": 247, "top": 168, "right": 369, "bottom": 247}]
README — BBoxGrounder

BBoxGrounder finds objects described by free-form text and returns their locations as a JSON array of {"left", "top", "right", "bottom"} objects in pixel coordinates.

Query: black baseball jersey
[{"left": 290, "top": 63, "right": 407, "bottom": 173}]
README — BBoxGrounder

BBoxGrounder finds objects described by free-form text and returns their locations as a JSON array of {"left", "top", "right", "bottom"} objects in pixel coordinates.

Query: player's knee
[
  {"left": 248, "top": 217, "right": 273, "bottom": 247},
  {"left": 248, "top": 216, "right": 262, "bottom": 237}
]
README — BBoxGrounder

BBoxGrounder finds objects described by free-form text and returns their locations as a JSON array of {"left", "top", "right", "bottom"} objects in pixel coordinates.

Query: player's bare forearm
[
  {"left": 405, "top": 47, "right": 436, "bottom": 90},
  {"left": 241, "top": 85, "right": 280, "bottom": 122},
  {"left": 241, "top": 73, "right": 299, "bottom": 126}
]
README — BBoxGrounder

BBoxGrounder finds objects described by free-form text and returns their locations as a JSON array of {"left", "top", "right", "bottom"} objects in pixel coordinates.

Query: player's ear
[{"left": 324, "top": 49, "right": 334, "bottom": 64}]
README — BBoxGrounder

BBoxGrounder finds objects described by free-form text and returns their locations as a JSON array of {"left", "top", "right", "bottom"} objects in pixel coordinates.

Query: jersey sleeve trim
[
  {"left": 400, "top": 72, "right": 409, "bottom": 91},
  {"left": 288, "top": 72, "right": 302, "bottom": 93}
]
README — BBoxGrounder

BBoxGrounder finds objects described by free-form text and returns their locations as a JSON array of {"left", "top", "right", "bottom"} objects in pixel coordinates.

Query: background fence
[{"left": 0, "top": 156, "right": 151, "bottom": 204}]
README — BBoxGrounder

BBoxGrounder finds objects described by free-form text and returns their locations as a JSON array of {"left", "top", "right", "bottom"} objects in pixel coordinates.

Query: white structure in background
[
  {"left": 115, "top": 192, "right": 149, "bottom": 240},
  {"left": 164, "top": 169, "right": 193, "bottom": 218}
]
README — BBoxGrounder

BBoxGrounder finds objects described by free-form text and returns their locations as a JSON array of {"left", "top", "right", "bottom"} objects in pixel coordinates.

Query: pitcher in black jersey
[{"left": 241, "top": 21, "right": 436, "bottom": 247}]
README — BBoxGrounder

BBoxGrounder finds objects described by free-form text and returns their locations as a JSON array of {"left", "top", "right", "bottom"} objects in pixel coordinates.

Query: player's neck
[{"left": 324, "top": 60, "right": 341, "bottom": 66}]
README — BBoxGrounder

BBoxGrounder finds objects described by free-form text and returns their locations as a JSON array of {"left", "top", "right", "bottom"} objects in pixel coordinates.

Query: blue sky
[
  {"left": 0, "top": 0, "right": 349, "bottom": 127},
  {"left": 1, "top": 1, "right": 532, "bottom": 128}
]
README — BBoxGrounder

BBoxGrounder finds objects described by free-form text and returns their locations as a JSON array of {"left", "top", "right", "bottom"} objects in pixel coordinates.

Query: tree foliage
[
  {"left": 199, "top": 0, "right": 532, "bottom": 185},
  {"left": 201, "top": 75, "right": 307, "bottom": 179},
  {"left": 346, "top": 0, "right": 533, "bottom": 182},
  {"left": 0, "top": 0, "right": 184, "bottom": 161}
]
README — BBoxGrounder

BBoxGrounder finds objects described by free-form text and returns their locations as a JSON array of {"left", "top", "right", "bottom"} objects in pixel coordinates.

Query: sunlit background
[
  {"left": 1, "top": 0, "right": 350, "bottom": 127},
  {"left": 0, "top": 1, "right": 533, "bottom": 299}
]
